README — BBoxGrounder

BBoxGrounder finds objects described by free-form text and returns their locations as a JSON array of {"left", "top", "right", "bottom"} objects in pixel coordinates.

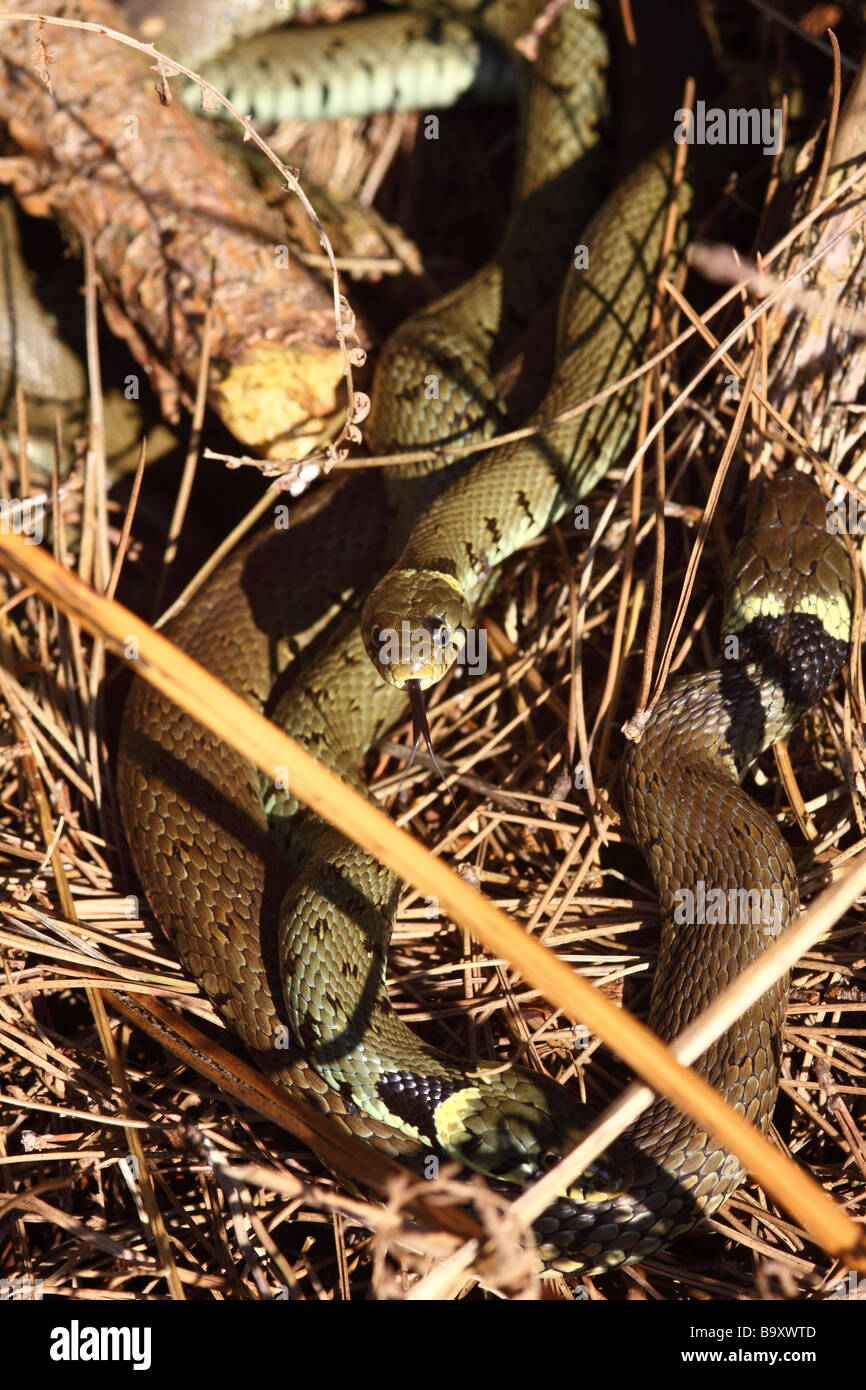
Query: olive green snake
[{"left": 115, "top": 0, "right": 855, "bottom": 1273}]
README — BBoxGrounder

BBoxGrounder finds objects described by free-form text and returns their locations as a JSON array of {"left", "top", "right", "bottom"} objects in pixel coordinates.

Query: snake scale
[{"left": 116, "top": 0, "right": 855, "bottom": 1274}]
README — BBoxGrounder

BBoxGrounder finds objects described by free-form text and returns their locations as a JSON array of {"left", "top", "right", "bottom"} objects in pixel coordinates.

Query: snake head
[
  {"left": 361, "top": 567, "right": 471, "bottom": 689},
  {"left": 431, "top": 1069, "right": 632, "bottom": 1205}
]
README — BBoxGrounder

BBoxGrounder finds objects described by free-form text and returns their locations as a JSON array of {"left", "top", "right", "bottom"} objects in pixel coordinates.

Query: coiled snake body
[{"left": 117, "top": 0, "right": 854, "bottom": 1273}]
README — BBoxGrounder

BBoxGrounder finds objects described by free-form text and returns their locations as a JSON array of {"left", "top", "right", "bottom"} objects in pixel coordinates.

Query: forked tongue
[{"left": 395, "top": 679, "right": 457, "bottom": 811}]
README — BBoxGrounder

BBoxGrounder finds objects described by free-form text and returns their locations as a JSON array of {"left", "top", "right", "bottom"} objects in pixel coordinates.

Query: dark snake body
[{"left": 116, "top": 2, "right": 854, "bottom": 1273}]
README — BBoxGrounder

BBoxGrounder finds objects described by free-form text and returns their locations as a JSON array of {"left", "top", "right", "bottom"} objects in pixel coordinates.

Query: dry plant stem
[
  {"left": 637, "top": 348, "right": 760, "bottom": 720},
  {"left": 630, "top": 75, "right": 694, "bottom": 703},
  {"left": 576, "top": 208, "right": 857, "bottom": 712},
  {"left": 81, "top": 227, "right": 112, "bottom": 829},
  {"left": 155, "top": 474, "right": 345, "bottom": 631},
  {"left": 80, "top": 230, "right": 110, "bottom": 594},
  {"left": 0, "top": 624, "right": 184, "bottom": 1296},
  {"left": 510, "top": 848, "right": 866, "bottom": 1230},
  {"left": 404, "top": 1241, "right": 481, "bottom": 1300},
  {"left": 648, "top": 375, "right": 667, "bottom": 693},
  {"left": 0, "top": 1185, "right": 137, "bottom": 1262},
  {"left": 347, "top": 156, "right": 866, "bottom": 477},
  {"left": 593, "top": 576, "right": 645, "bottom": 779},
  {"left": 151, "top": 302, "right": 213, "bottom": 621},
  {"left": 106, "top": 439, "right": 146, "bottom": 602},
  {"left": 155, "top": 486, "right": 277, "bottom": 630},
  {"left": 571, "top": 84, "right": 692, "bottom": 798},
  {"left": 808, "top": 28, "right": 842, "bottom": 213},
  {"left": 661, "top": 275, "right": 817, "bottom": 459},
  {"left": 618, "top": 0, "right": 636, "bottom": 48},
  {"left": 832, "top": 41, "right": 866, "bottom": 167},
  {"left": 687, "top": 238, "right": 866, "bottom": 344},
  {"left": 0, "top": 534, "right": 864, "bottom": 1270},
  {"left": 773, "top": 736, "right": 816, "bottom": 843},
  {"left": 180, "top": 153, "right": 865, "bottom": 490},
  {"left": 104, "top": 991, "right": 480, "bottom": 1251},
  {"left": 590, "top": 79, "right": 693, "bottom": 774},
  {"left": 744, "top": 0, "right": 858, "bottom": 70},
  {"left": 550, "top": 525, "right": 578, "bottom": 767},
  {"left": 472, "top": 178, "right": 866, "bottom": 796},
  {"left": 14, "top": 382, "right": 29, "bottom": 500}
]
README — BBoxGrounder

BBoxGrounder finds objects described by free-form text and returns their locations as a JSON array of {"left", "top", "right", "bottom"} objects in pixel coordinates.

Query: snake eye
[
  {"left": 370, "top": 625, "right": 383, "bottom": 651},
  {"left": 540, "top": 1149, "right": 562, "bottom": 1172},
  {"left": 422, "top": 616, "right": 450, "bottom": 644}
]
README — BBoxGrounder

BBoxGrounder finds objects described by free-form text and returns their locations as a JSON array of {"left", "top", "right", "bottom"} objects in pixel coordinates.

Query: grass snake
[{"left": 117, "top": 0, "right": 855, "bottom": 1274}]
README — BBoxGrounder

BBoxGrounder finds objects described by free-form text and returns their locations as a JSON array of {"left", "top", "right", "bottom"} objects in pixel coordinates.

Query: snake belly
[{"left": 116, "top": 1, "right": 854, "bottom": 1275}]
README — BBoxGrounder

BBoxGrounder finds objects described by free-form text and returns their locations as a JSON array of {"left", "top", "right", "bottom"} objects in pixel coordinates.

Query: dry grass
[{"left": 0, "top": 4, "right": 865, "bottom": 1303}]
